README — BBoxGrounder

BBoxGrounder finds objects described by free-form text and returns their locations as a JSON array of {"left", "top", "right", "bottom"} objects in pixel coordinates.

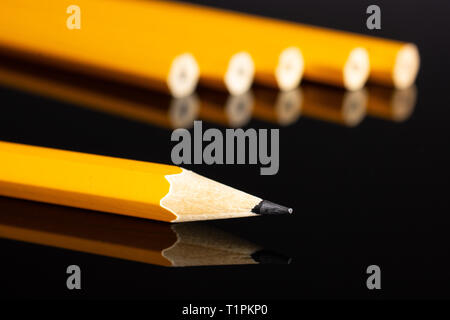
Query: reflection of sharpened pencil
[
  {"left": 301, "top": 84, "right": 367, "bottom": 127},
  {"left": 367, "top": 85, "right": 417, "bottom": 122},
  {"left": 253, "top": 87, "right": 302, "bottom": 126},
  {"left": 0, "top": 141, "right": 292, "bottom": 222},
  {"left": 0, "top": 197, "right": 291, "bottom": 267},
  {"left": 0, "top": 56, "right": 198, "bottom": 129},
  {"left": 198, "top": 89, "right": 254, "bottom": 128}
]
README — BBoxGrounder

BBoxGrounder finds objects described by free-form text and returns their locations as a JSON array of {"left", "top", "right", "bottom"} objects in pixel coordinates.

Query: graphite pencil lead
[{"left": 251, "top": 200, "right": 293, "bottom": 216}]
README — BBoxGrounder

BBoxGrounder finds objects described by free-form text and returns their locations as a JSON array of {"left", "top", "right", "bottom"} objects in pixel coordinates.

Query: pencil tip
[
  {"left": 251, "top": 250, "right": 292, "bottom": 265},
  {"left": 252, "top": 200, "right": 293, "bottom": 216}
]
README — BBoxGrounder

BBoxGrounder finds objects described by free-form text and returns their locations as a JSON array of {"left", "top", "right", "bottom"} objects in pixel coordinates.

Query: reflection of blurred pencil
[
  {"left": 0, "top": 0, "right": 203, "bottom": 97},
  {"left": 198, "top": 89, "right": 254, "bottom": 128},
  {"left": 0, "top": 57, "right": 198, "bottom": 129},
  {"left": 253, "top": 87, "right": 302, "bottom": 126},
  {"left": 366, "top": 86, "right": 417, "bottom": 122},
  {"left": 301, "top": 84, "right": 367, "bottom": 127},
  {"left": 280, "top": 27, "right": 418, "bottom": 89},
  {"left": 0, "top": 197, "right": 290, "bottom": 266}
]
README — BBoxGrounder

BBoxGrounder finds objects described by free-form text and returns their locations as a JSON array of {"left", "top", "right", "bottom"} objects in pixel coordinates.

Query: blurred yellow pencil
[
  {"left": 0, "top": 0, "right": 202, "bottom": 97},
  {"left": 0, "top": 0, "right": 256, "bottom": 96},
  {"left": 141, "top": 1, "right": 304, "bottom": 92},
  {"left": 149, "top": 1, "right": 419, "bottom": 89}
]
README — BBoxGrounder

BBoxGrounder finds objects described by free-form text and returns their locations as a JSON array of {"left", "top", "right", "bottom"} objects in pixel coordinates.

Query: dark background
[{"left": 0, "top": 0, "right": 449, "bottom": 299}]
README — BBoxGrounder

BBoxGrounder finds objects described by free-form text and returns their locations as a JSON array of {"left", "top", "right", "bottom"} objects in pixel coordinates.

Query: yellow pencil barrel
[
  {"left": 0, "top": 141, "right": 180, "bottom": 222},
  {"left": 0, "top": 0, "right": 419, "bottom": 94},
  {"left": 146, "top": 1, "right": 418, "bottom": 89},
  {"left": 0, "top": 0, "right": 200, "bottom": 97}
]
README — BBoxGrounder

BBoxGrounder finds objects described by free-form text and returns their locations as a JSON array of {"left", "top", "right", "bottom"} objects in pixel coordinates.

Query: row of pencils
[{"left": 0, "top": 0, "right": 420, "bottom": 99}]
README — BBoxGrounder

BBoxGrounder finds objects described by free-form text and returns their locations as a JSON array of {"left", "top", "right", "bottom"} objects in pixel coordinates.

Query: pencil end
[
  {"left": 251, "top": 250, "right": 292, "bottom": 265},
  {"left": 251, "top": 200, "right": 293, "bottom": 216}
]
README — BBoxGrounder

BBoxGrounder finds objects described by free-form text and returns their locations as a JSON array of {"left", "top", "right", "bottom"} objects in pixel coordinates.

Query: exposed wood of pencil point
[{"left": 162, "top": 169, "right": 293, "bottom": 222}]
